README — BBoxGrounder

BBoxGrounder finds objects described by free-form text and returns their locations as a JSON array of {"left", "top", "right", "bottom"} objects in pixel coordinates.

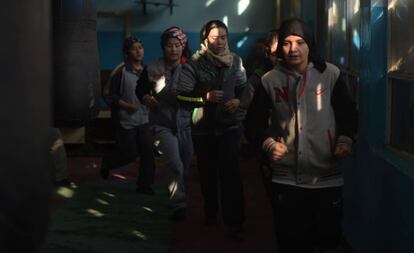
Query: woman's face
[
  {"left": 127, "top": 41, "right": 144, "bottom": 62},
  {"left": 163, "top": 37, "right": 183, "bottom": 63},
  {"left": 207, "top": 27, "right": 227, "bottom": 55},
  {"left": 282, "top": 35, "right": 309, "bottom": 69}
]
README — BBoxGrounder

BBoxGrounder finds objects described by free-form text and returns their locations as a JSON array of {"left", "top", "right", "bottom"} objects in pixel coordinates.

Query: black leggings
[
  {"left": 269, "top": 183, "right": 343, "bottom": 253},
  {"left": 193, "top": 129, "right": 245, "bottom": 227},
  {"left": 102, "top": 123, "right": 155, "bottom": 187}
]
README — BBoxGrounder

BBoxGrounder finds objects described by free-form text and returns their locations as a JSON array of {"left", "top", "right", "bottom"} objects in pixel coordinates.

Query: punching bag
[
  {"left": 0, "top": 1, "right": 52, "bottom": 252},
  {"left": 53, "top": 0, "right": 101, "bottom": 127}
]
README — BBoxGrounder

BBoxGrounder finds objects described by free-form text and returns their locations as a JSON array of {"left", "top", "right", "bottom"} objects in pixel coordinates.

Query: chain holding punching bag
[
  {"left": 0, "top": 1, "right": 52, "bottom": 252},
  {"left": 53, "top": 0, "right": 101, "bottom": 127}
]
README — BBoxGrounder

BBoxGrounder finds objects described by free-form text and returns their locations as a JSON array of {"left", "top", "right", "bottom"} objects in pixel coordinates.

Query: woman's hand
[
  {"left": 119, "top": 100, "right": 138, "bottom": 113},
  {"left": 334, "top": 136, "right": 353, "bottom": 159},
  {"left": 224, "top": 99, "right": 240, "bottom": 113},
  {"left": 206, "top": 90, "right": 224, "bottom": 103},
  {"left": 268, "top": 142, "right": 289, "bottom": 161},
  {"left": 142, "top": 95, "right": 160, "bottom": 112},
  {"left": 334, "top": 142, "right": 352, "bottom": 159},
  {"left": 125, "top": 104, "right": 139, "bottom": 113}
]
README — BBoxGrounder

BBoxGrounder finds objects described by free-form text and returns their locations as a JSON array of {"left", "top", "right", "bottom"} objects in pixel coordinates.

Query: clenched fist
[{"left": 269, "top": 142, "right": 289, "bottom": 161}]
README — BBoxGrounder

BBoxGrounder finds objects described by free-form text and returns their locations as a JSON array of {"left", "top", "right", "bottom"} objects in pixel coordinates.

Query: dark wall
[{"left": 0, "top": 1, "right": 52, "bottom": 252}]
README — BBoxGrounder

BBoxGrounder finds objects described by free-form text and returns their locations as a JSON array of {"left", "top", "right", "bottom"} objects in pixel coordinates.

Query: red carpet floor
[
  {"left": 170, "top": 156, "right": 277, "bottom": 253},
  {"left": 61, "top": 154, "right": 277, "bottom": 253}
]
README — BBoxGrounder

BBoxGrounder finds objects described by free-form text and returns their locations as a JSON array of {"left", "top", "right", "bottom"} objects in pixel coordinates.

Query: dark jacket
[
  {"left": 136, "top": 59, "right": 191, "bottom": 131},
  {"left": 104, "top": 63, "right": 148, "bottom": 129},
  {"left": 177, "top": 53, "right": 247, "bottom": 135},
  {"left": 238, "top": 68, "right": 272, "bottom": 150}
]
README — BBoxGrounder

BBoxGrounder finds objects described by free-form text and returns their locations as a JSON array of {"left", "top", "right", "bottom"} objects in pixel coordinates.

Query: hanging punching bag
[
  {"left": 53, "top": 0, "right": 101, "bottom": 127},
  {"left": 0, "top": 1, "right": 52, "bottom": 252}
]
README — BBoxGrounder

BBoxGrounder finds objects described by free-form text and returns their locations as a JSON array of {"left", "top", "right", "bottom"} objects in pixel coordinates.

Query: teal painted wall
[
  {"left": 96, "top": 0, "right": 276, "bottom": 69},
  {"left": 281, "top": 0, "right": 414, "bottom": 252},
  {"left": 98, "top": 31, "right": 266, "bottom": 70},
  {"left": 342, "top": 1, "right": 414, "bottom": 252}
]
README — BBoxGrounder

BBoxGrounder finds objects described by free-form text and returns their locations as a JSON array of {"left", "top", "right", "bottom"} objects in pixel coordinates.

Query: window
[
  {"left": 388, "top": 0, "right": 414, "bottom": 156},
  {"left": 389, "top": 79, "right": 414, "bottom": 154}
]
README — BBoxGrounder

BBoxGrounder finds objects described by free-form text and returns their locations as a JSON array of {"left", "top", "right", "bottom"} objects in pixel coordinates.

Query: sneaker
[
  {"left": 136, "top": 186, "right": 155, "bottom": 195},
  {"left": 170, "top": 208, "right": 186, "bottom": 222}
]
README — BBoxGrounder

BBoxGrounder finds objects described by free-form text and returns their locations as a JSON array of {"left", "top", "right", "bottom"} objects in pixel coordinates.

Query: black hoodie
[{"left": 276, "top": 18, "right": 326, "bottom": 73}]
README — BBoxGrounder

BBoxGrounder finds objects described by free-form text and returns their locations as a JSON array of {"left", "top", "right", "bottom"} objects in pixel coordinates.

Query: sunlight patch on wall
[
  {"left": 222, "top": 16, "right": 228, "bottom": 26},
  {"left": 328, "top": 1, "right": 339, "bottom": 29},
  {"left": 205, "top": 0, "right": 215, "bottom": 7},
  {"left": 374, "top": 10, "right": 384, "bottom": 23},
  {"left": 389, "top": 57, "right": 403, "bottom": 72},
  {"left": 132, "top": 230, "right": 148, "bottom": 240},
  {"left": 237, "top": 0, "right": 250, "bottom": 15},
  {"left": 388, "top": 0, "right": 397, "bottom": 10},
  {"left": 332, "top": 2, "right": 338, "bottom": 17},
  {"left": 87, "top": 208, "right": 105, "bottom": 217},
  {"left": 372, "top": 0, "right": 381, "bottom": 7},
  {"left": 353, "top": 0, "right": 360, "bottom": 14},
  {"left": 352, "top": 29, "right": 361, "bottom": 50},
  {"left": 328, "top": 6, "right": 334, "bottom": 28},
  {"left": 237, "top": 36, "right": 248, "bottom": 48},
  {"left": 342, "top": 18, "right": 346, "bottom": 32}
]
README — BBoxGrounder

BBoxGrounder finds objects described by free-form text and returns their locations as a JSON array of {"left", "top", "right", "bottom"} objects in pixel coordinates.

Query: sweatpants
[{"left": 153, "top": 125, "right": 193, "bottom": 212}]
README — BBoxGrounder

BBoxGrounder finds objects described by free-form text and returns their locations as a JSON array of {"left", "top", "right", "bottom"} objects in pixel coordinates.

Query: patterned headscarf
[{"left": 160, "top": 26, "right": 188, "bottom": 49}]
